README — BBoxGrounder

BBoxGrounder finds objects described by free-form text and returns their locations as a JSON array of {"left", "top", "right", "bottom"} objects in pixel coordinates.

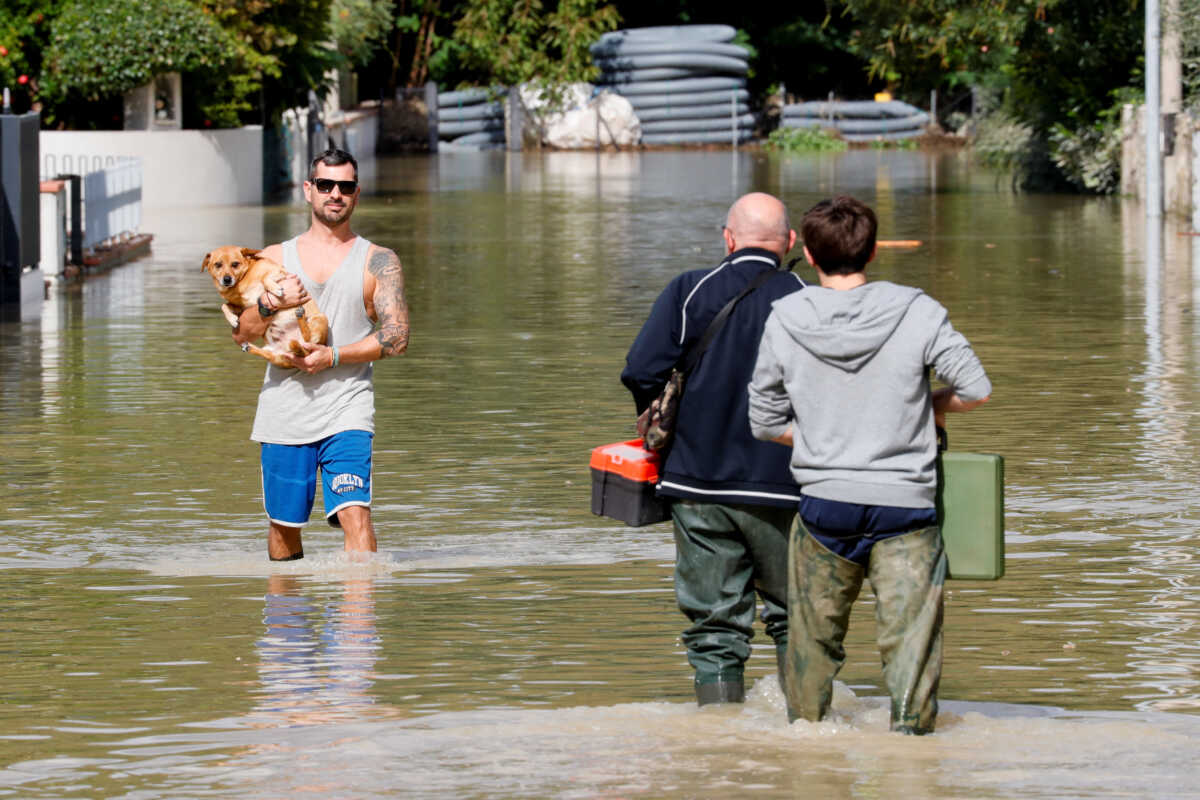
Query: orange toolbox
[{"left": 589, "top": 440, "right": 670, "bottom": 526}]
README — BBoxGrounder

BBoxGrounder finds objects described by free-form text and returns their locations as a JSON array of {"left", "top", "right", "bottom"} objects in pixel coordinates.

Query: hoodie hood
[{"left": 771, "top": 281, "right": 923, "bottom": 372}]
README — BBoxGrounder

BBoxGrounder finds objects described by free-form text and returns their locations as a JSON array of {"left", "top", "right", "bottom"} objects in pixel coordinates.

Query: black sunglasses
[{"left": 311, "top": 178, "right": 358, "bottom": 194}]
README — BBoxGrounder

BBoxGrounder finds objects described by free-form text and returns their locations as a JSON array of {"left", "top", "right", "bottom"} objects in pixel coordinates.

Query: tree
[
  {"left": 832, "top": 0, "right": 1144, "bottom": 192},
  {"left": 389, "top": 0, "right": 454, "bottom": 90},
  {"left": 331, "top": 0, "right": 397, "bottom": 69},
  {"left": 195, "top": 0, "right": 340, "bottom": 127},
  {"left": 1007, "top": 0, "right": 1142, "bottom": 130},
  {"left": 352, "top": 0, "right": 464, "bottom": 104},
  {"left": 1175, "top": 0, "right": 1200, "bottom": 100},
  {"left": 834, "top": 0, "right": 1027, "bottom": 98},
  {"left": 0, "top": 2, "right": 64, "bottom": 114},
  {"left": 38, "top": 0, "right": 233, "bottom": 127},
  {"left": 1, "top": 0, "right": 350, "bottom": 129},
  {"left": 1004, "top": 0, "right": 1142, "bottom": 192},
  {"left": 453, "top": 0, "right": 619, "bottom": 93}
]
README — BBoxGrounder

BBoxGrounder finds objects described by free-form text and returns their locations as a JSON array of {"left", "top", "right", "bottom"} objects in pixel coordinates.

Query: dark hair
[
  {"left": 308, "top": 148, "right": 358, "bottom": 181},
  {"left": 801, "top": 195, "right": 878, "bottom": 275}
]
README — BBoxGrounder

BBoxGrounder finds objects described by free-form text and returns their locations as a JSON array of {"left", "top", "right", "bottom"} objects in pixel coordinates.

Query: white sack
[{"left": 520, "top": 83, "right": 641, "bottom": 149}]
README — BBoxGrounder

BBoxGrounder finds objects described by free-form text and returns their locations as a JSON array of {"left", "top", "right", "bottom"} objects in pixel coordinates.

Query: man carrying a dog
[
  {"left": 621, "top": 192, "right": 806, "bottom": 705},
  {"left": 233, "top": 148, "right": 410, "bottom": 561}
]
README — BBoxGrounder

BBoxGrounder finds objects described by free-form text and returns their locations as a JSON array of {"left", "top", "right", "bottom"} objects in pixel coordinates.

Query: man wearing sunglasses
[{"left": 233, "top": 147, "right": 410, "bottom": 562}]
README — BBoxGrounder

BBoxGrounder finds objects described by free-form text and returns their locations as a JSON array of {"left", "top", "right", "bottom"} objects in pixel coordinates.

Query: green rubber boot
[
  {"left": 868, "top": 525, "right": 947, "bottom": 735},
  {"left": 670, "top": 500, "right": 792, "bottom": 707},
  {"left": 785, "top": 523, "right": 864, "bottom": 723},
  {"left": 775, "top": 641, "right": 789, "bottom": 698},
  {"left": 695, "top": 676, "right": 746, "bottom": 706}
]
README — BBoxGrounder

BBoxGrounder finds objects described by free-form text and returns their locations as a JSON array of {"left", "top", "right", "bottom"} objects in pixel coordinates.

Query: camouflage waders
[
  {"left": 670, "top": 499, "right": 794, "bottom": 705},
  {"left": 785, "top": 519, "right": 946, "bottom": 733}
]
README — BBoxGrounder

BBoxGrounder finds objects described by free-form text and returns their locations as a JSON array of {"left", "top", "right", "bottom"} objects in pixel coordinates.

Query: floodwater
[{"left": 1, "top": 148, "right": 1199, "bottom": 798}]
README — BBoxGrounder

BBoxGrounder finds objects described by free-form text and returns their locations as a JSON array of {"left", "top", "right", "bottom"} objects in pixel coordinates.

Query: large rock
[{"left": 520, "top": 84, "right": 640, "bottom": 149}]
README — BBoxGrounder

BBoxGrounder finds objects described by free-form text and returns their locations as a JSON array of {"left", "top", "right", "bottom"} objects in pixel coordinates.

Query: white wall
[
  {"left": 281, "top": 106, "right": 379, "bottom": 185},
  {"left": 40, "top": 127, "right": 263, "bottom": 209},
  {"left": 38, "top": 107, "right": 378, "bottom": 211},
  {"left": 328, "top": 108, "right": 378, "bottom": 162}
]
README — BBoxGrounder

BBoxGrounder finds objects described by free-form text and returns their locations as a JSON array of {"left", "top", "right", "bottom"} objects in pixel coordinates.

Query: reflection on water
[
  {"left": 2, "top": 567, "right": 1198, "bottom": 799},
  {"left": 1, "top": 149, "right": 1200, "bottom": 797},
  {"left": 252, "top": 576, "right": 381, "bottom": 724}
]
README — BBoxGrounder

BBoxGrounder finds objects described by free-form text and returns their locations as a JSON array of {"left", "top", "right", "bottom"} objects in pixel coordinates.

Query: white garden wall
[
  {"left": 40, "top": 127, "right": 263, "bottom": 209},
  {"left": 37, "top": 107, "right": 377, "bottom": 212}
]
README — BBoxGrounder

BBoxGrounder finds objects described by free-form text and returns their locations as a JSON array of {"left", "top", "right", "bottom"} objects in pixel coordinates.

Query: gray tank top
[{"left": 250, "top": 235, "right": 376, "bottom": 444}]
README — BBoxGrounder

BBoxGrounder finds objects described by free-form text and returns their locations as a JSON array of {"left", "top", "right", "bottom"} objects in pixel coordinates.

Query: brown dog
[{"left": 201, "top": 246, "right": 330, "bottom": 369}]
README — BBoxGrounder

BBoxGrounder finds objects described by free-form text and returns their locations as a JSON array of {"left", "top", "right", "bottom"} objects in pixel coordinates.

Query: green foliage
[
  {"left": 332, "top": 0, "right": 395, "bottom": 67},
  {"left": 41, "top": 0, "right": 232, "bottom": 107},
  {"left": 1048, "top": 120, "right": 1121, "bottom": 194},
  {"left": 390, "top": 0, "right": 462, "bottom": 89},
  {"left": 0, "top": 3, "right": 62, "bottom": 113},
  {"left": 5, "top": 0, "right": 385, "bottom": 128},
  {"left": 1046, "top": 92, "right": 1137, "bottom": 194},
  {"left": 1169, "top": 0, "right": 1200, "bottom": 105},
  {"left": 764, "top": 125, "right": 848, "bottom": 153},
  {"left": 989, "top": 0, "right": 1141, "bottom": 192},
  {"left": 1006, "top": 0, "right": 1142, "bottom": 131},
  {"left": 835, "top": 0, "right": 1026, "bottom": 97},
  {"left": 731, "top": 27, "right": 756, "bottom": 79},
  {"left": 869, "top": 136, "right": 917, "bottom": 150},
  {"left": 972, "top": 108, "right": 1034, "bottom": 169},
  {"left": 196, "top": 0, "right": 339, "bottom": 127},
  {"left": 453, "top": 0, "right": 619, "bottom": 99},
  {"left": 829, "top": 0, "right": 1141, "bottom": 193}
]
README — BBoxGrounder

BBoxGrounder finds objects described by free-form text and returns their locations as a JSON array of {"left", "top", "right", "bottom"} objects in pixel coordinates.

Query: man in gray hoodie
[{"left": 748, "top": 195, "right": 991, "bottom": 734}]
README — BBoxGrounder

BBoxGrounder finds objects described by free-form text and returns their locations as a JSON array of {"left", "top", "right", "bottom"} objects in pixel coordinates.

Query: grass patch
[{"left": 765, "top": 125, "right": 848, "bottom": 152}]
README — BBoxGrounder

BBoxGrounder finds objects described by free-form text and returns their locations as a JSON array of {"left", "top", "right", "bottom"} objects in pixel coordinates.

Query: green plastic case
[{"left": 936, "top": 451, "right": 1005, "bottom": 580}]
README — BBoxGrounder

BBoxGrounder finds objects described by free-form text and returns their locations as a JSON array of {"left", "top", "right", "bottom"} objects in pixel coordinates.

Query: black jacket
[{"left": 621, "top": 247, "right": 805, "bottom": 508}]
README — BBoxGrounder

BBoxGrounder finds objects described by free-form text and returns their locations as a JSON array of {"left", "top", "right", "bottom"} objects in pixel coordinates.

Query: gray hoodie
[{"left": 748, "top": 280, "right": 991, "bottom": 508}]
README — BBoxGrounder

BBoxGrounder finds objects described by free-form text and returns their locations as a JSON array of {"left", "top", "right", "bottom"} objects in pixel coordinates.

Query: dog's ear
[
  {"left": 201, "top": 251, "right": 212, "bottom": 272},
  {"left": 241, "top": 247, "right": 261, "bottom": 260}
]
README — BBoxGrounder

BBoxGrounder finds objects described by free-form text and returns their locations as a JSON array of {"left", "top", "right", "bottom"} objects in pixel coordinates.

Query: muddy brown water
[{"left": 0, "top": 149, "right": 1197, "bottom": 798}]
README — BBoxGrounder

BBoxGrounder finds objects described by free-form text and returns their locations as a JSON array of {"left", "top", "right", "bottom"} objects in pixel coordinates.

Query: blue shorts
[{"left": 260, "top": 430, "right": 373, "bottom": 528}]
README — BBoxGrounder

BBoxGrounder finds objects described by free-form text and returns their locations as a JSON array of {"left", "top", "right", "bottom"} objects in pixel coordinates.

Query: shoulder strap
[{"left": 680, "top": 266, "right": 781, "bottom": 374}]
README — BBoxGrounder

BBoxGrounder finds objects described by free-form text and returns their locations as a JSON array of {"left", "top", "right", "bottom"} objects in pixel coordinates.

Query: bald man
[{"left": 622, "top": 192, "right": 807, "bottom": 705}]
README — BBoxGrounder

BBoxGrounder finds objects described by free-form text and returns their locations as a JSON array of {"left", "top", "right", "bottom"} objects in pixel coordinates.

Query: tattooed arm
[
  {"left": 364, "top": 246, "right": 410, "bottom": 358},
  {"left": 288, "top": 245, "right": 409, "bottom": 374}
]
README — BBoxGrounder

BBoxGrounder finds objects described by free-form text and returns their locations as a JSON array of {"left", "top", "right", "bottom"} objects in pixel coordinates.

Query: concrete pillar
[
  {"left": 424, "top": 81, "right": 439, "bottom": 153},
  {"left": 506, "top": 87, "right": 523, "bottom": 152},
  {"left": 1163, "top": 0, "right": 1183, "bottom": 114},
  {"left": 1162, "top": 0, "right": 1187, "bottom": 219},
  {"left": 39, "top": 180, "right": 66, "bottom": 277}
]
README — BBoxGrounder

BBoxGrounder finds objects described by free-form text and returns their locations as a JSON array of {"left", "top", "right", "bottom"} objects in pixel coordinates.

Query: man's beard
[{"left": 314, "top": 199, "right": 353, "bottom": 225}]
